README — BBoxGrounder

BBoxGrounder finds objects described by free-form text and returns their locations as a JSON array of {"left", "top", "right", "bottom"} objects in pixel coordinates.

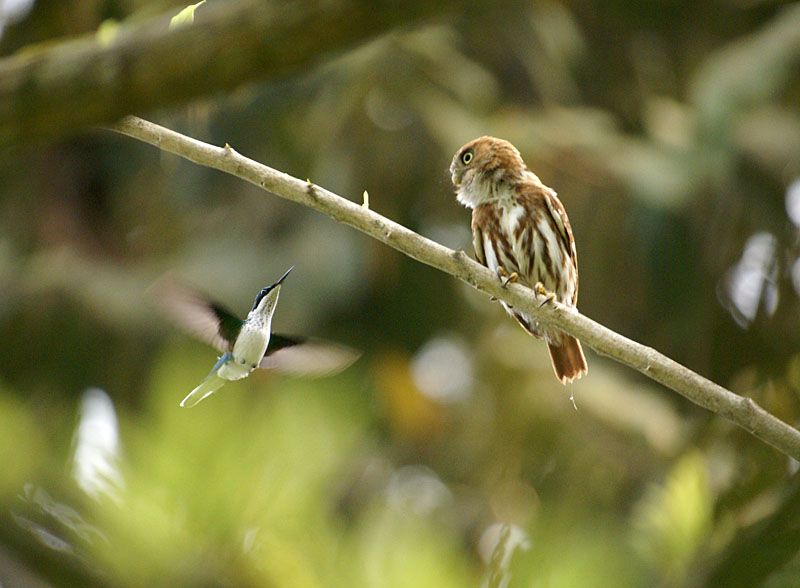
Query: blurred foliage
[{"left": 1, "top": 0, "right": 800, "bottom": 586}]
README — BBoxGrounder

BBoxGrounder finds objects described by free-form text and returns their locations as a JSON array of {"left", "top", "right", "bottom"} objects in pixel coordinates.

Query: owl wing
[
  {"left": 472, "top": 222, "right": 487, "bottom": 266},
  {"left": 542, "top": 187, "right": 579, "bottom": 303}
]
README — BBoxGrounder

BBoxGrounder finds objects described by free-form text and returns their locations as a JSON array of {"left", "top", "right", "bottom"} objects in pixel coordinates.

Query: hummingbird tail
[{"left": 180, "top": 372, "right": 227, "bottom": 408}]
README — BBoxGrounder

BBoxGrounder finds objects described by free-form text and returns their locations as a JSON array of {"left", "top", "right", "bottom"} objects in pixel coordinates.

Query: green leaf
[{"left": 169, "top": 0, "right": 206, "bottom": 30}]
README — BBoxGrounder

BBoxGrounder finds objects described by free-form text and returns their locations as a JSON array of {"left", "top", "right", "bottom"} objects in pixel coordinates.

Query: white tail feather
[{"left": 180, "top": 372, "right": 227, "bottom": 407}]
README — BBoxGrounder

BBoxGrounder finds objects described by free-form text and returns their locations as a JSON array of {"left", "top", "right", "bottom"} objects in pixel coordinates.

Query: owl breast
[{"left": 475, "top": 198, "right": 575, "bottom": 342}]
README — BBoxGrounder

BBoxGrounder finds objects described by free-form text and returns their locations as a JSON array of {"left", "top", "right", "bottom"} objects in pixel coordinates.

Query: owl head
[{"left": 450, "top": 136, "right": 528, "bottom": 208}]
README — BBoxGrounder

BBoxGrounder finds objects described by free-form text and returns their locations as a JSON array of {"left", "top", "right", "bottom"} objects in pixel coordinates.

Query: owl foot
[
  {"left": 534, "top": 282, "right": 556, "bottom": 307},
  {"left": 496, "top": 267, "right": 519, "bottom": 288}
]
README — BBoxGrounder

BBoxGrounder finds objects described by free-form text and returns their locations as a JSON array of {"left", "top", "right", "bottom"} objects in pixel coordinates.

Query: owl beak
[{"left": 449, "top": 159, "right": 463, "bottom": 187}]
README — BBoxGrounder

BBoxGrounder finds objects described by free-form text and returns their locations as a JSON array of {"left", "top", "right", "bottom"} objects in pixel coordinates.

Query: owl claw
[
  {"left": 502, "top": 272, "right": 519, "bottom": 288},
  {"left": 496, "top": 267, "right": 519, "bottom": 288},
  {"left": 534, "top": 282, "right": 556, "bottom": 307}
]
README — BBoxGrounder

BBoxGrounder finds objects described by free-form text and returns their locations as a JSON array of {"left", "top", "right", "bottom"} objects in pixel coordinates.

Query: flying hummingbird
[{"left": 151, "top": 267, "right": 360, "bottom": 407}]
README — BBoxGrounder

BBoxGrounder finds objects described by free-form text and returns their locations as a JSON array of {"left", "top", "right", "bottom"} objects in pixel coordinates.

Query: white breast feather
[
  {"left": 501, "top": 202, "right": 524, "bottom": 243},
  {"left": 483, "top": 232, "right": 499, "bottom": 272},
  {"left": 217, "top": 322, "right": 272, "bottom": 381},
  {"left": 457, "top": 175, "right": 494, "bottom": 209}
]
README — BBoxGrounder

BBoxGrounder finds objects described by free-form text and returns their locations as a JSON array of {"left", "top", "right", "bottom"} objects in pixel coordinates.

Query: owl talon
[
  {"left": 496, "top": 267, "right": 519, "bottom": 288},
  {"left": 534, "top": 282, "right": 556, "bottom": 307}
]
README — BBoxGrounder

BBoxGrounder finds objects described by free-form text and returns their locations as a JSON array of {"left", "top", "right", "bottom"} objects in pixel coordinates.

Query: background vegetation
[{"left": 1, "top": 1, "right": 800, "bottom": 586}]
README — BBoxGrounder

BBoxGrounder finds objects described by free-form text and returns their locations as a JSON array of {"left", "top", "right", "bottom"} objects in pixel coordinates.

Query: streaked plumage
[
  {"left": 151, "top": 267, "right": 360, "bottom": 407},
  {"left": 450, "top": 136, "right": 587, "bottom": 383}
]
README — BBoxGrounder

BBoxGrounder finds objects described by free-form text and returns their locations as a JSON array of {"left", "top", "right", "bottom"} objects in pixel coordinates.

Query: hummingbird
[{"left": 151, "top": 267, "right": 360, "bottom": 407}]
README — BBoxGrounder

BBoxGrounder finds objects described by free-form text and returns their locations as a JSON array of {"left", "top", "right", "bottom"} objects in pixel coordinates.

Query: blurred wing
[
  {"left": 149, "top": 275, "right": 242, "bottom": 352},
  {"left": 259, "top": 334, "right": 360, "bottom": 376}
]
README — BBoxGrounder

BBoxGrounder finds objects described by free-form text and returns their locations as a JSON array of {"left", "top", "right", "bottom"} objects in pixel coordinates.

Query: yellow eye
[{"left": 461, "top": 150, "right": 473, "bottom": 165}]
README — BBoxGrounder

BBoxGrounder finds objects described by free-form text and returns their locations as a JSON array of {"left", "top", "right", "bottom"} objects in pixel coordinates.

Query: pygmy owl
[{"left": 450, "top": 136, "right": 587, "bottom": 383}]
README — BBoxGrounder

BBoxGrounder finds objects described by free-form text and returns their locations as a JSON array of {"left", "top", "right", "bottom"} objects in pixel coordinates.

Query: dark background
[{"left": 1, "top": 1, "right": 800, "bottom": 586}]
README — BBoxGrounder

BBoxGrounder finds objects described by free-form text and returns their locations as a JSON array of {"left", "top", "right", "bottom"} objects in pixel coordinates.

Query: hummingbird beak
[
  {"left": 252, "top": 266, "right": 294, "bottom": 312},
  {"left": 274, "top": 265, "right": 293, "bottom": 288}
]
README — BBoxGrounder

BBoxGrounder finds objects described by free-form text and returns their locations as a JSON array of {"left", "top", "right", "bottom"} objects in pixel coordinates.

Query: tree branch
[
  {"left": 0, "top": 0, "right": 453, "bottom": 151},
  {"left": 112, "top": 115, "right": 800, "bottom": 462}
]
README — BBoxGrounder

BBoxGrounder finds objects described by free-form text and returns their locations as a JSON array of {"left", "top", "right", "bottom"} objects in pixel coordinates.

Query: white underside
[
  {"left": 218, "top": 324, "right": 271, "bottom": 381},
  {"left": 477, "top": 193, "right": 574, "bottom": 343},
  {"left": 217, "top": 360, "right": 253, "bottom": 381}
]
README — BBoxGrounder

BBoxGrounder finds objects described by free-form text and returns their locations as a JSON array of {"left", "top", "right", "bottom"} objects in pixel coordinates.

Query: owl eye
[{"left": 461, "top": 150, "right": 473, "bottom": 165}]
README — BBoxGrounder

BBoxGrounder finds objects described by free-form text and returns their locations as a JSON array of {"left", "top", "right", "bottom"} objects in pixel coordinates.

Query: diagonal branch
[{"left": 112, "top": 115, "right": 800, "bottom": 461}]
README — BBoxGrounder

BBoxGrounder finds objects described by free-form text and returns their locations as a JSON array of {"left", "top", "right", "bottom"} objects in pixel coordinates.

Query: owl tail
[{"left": 547, "top": 335, "right": 587, "bottom": 384}]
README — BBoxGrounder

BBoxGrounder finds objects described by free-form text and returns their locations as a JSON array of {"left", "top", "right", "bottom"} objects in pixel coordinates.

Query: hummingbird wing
[
  {"left": 150, "top": 276, "right": 243, "bottom": 352},
  {"left": 259, "top": 334, "right": 360, "bottom": 376}
]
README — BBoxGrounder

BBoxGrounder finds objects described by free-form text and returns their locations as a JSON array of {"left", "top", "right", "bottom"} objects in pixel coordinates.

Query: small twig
[{"left": 111, "top": 115, "right": 800, "bottom": 461}]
